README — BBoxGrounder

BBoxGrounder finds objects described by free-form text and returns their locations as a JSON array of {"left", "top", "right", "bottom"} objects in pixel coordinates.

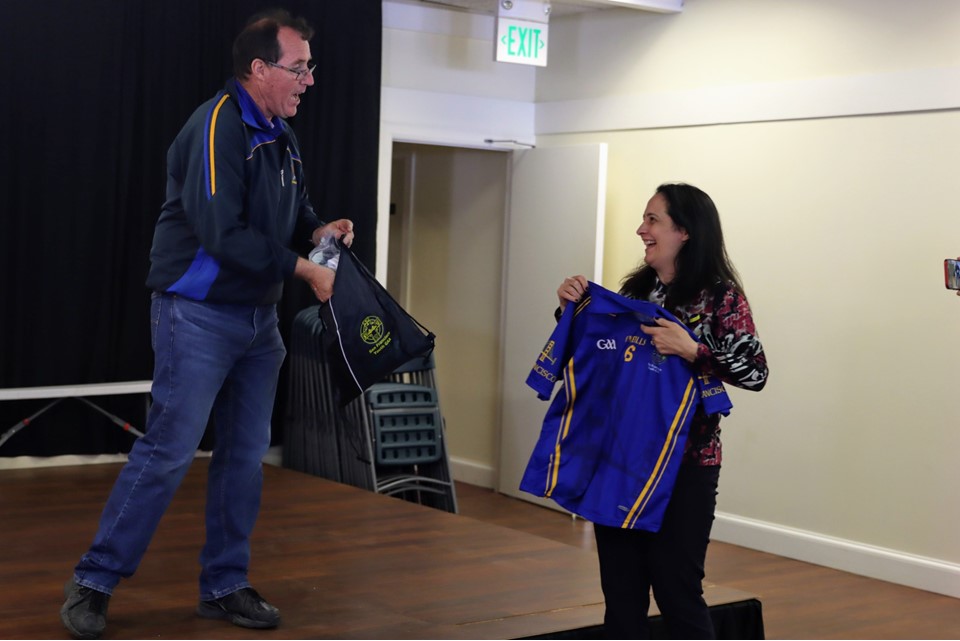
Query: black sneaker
[
  {"left": 60, "top": 579, "right": 110, "bottom": 640},
  {"left": 196, "top": 587, "right": 280, "bottom": 629}
]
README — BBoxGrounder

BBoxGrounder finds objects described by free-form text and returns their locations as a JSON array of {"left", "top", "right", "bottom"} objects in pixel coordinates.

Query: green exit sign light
[{"left": 496, "top": 17, "right": 548, "bottom": 67}]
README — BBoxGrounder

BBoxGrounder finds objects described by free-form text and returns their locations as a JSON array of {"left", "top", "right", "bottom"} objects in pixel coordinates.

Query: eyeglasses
[{"left": 265, "top": 60, "right": 316, "bottom": 82}]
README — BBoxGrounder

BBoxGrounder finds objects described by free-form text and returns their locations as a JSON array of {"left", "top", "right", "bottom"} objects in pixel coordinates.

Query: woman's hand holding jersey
[{"left": 557, "top": 275, "right": 589, "bottom": 311}]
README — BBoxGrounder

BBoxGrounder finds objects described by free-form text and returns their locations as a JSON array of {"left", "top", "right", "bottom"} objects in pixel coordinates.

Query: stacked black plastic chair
[{"left": 284, "top": 306, "right": 457, "bottom": 513}]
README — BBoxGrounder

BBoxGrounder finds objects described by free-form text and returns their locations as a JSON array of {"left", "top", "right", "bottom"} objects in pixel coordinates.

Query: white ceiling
[{"left": 399, "top": 0, "right": 682, "bottom": 17}]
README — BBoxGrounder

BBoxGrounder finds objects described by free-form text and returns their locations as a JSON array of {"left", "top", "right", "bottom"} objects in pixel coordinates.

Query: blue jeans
[{"left": 74, "top": 293, "right": 286, "bottom": 600}]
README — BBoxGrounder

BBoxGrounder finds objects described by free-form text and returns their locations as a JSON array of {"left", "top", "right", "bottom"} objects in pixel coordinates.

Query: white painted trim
[
  {"left": 376, "top": 129, "right": 394, "bottom": 283},
  {"left": 536, "top": 66, "right": 960, "bottom": 134},
  {"left": 0, "top": 453, "right": 132, "bottom": 470},
  {"left": 397, "top": 149, "right": 416, "bottom": 309},
  {"left": 383, "top": 1, "right": 495, "bottom": 39},
  {"left": 262, "top": 445, "right": 283, "bottom": 467},
  {"left": 576, "top": 0, "right": 683, "bottom": 13},
  {"left": 0, "top": 381, "right": 152, "bottom": 401},
  {"left": 449, "top": 455, "right": 496, "bottom": 489},
  {"left": 383, "top": 0, "right": 682, "bottom": 30},
  {"left": 382, "top": 87, "right": 537, "bottom": 149},
  {"left": 713, "top": 511, "right": 960, "bottom": 599},
  {"left": 593, "top": 143, "right": 608, "bottom": 284},
  {"left": 0, "top": 450, "right": 214, "bottom": 471},
  {"left": 0, "top": 447, "right": 283, "bottom": 471}
]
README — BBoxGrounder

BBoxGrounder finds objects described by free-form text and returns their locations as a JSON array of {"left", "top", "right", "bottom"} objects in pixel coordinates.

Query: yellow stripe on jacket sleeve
[
  {"left": 622, "top": 376, "right": 696, "bottom": 529},
  {"left": 207, "top": 94, "right": 231, "bottom": 197}
]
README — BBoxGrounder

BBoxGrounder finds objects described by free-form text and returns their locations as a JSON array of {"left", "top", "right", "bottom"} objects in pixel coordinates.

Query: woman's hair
[
  {"left": 233, "top": 9, "right": 314, "bottom": 80},
  {"left": 620, "top": 182, "right": 742, "bottom": 310}
]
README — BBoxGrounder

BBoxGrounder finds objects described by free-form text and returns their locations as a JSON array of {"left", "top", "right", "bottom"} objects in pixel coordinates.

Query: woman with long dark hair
[{"left": 557, "top": 182, "right": 768, "bottom": 638}]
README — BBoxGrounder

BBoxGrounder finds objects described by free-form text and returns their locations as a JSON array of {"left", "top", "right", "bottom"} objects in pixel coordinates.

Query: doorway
[
  {"left": 388, "top": 142, "right": 509, "bottom": 486},
  {"left": 386, "top": 141, "right": 607, "bottom": 496}
]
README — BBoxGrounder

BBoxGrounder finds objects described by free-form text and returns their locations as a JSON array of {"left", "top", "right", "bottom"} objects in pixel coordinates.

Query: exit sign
[{"left": 496, "top": 17, "right": 548, "bottom": 67}]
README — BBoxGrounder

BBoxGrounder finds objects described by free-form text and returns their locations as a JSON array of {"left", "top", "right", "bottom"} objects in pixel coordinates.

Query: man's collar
[{"left": 228, "top": 78, "right": 283, "bottom": 134}]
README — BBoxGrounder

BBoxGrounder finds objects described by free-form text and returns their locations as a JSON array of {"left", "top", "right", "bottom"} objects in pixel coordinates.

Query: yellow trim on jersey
[
  {"left": 621, "top": 376, "right": 696, "bottom": 529},
  {"left": 545, "top": 358, "right": 577, "bottom": 497},
  {"left": 573, "top": 295, "right": 591, "bottom": 317},
  {"left": 207, "top": 94, "right": 231, "bottom": 196},
  {"left": 246, "top": 138, "right": 278, "bottom": 160},
  {"left": 544, "top": 293, "right": 587, "bottom": 496}
]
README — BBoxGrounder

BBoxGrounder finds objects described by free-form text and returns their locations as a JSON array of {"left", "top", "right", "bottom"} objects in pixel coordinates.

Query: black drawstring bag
[{"left": 317, "top": 240, "right": 435, "bottom": 405}]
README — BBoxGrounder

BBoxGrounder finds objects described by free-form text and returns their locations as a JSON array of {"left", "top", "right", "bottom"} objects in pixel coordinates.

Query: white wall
[
  {"left": 534, "top": 0, "right": 960, "bottom": 596},
  {"left": 537, "top": 0, "right": 960, "bottom": 103},
  {"left": 380, "top": 1, "right": 536, "bottom": 284},
  {"left": 380, "top": 2, "right": 537, "bottom": 150}
]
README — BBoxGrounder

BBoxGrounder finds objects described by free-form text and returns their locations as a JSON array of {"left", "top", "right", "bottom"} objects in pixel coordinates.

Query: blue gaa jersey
[{"left": 520, "top": 282, "right": 732, "bottom": 532}]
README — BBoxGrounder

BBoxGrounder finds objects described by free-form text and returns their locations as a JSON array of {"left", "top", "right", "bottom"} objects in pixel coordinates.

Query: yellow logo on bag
[
  {"left": 360, "top": 315, "right": 392, "bottom": 355},
  {"left": 361, "top": 316, "right": 384, "bottom": 344}
]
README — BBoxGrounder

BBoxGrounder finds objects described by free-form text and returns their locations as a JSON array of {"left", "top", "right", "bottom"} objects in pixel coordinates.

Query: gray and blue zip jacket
[{"left": 146, "top": 78, "right": 322, "bottom": 305}]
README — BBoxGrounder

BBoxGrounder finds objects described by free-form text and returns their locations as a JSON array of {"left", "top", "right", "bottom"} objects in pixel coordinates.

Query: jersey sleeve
[
  {"left": 696, "top": 373, "right": 733, "bottom": 416},
  {"left": 526, "top": 301, "right": 576, "bottom": 400}
]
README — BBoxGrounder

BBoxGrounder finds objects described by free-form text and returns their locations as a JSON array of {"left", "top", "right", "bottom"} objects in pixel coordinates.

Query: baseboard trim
[
  {"left": 713, "top": 511, "right": 960, "bottom": 599},
  {"left": 0, "top": 447, "right": 275, "bottom": 470},
  {"left": 449, "top": 456, "right": 496, "bottom": 489},
  {"left": 0, "top": 453, "right": 131, "bottom": 470}
]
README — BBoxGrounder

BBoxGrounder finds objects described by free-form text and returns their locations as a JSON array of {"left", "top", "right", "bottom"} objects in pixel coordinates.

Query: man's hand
[
  {"left": 313, "top": 219, "right": 354, "bottom": 248},
  {"left": 294, "top": 257, "right": 335, "bottom": 302}
]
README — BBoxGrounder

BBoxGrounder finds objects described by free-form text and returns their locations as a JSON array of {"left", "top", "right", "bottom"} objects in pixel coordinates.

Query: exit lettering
[
  {"left": 496, "top": 17, "right": 548, "bottom": 67},
  {"left": 502, "top": 26, "right": 544, "bottom": 60}
]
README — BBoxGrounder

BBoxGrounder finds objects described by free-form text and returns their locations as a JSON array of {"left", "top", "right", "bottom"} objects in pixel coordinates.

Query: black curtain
[{"left": 0, "top": 0, "right": 381, "bottom": 456}]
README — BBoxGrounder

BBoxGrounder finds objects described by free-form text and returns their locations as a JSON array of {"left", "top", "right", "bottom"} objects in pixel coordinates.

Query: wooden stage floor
[{"left": 0, "top": 460, "right": 758, "bottom": 639}]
